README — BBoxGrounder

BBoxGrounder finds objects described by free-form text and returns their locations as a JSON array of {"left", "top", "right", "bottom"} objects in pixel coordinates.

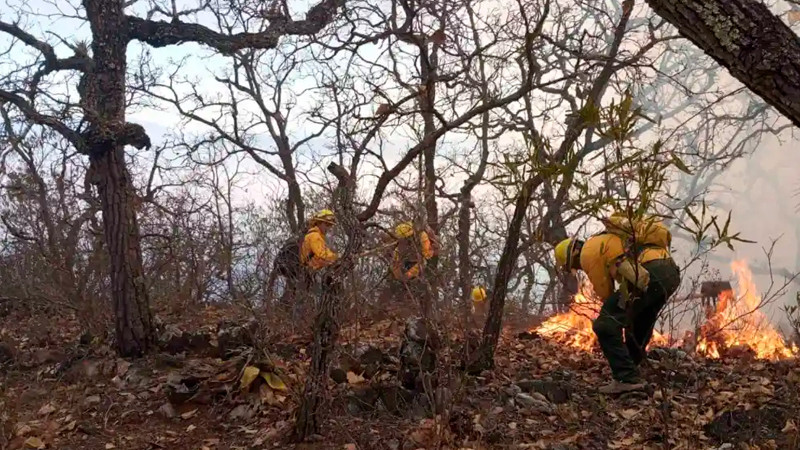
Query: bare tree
[{"left": 0, "top": 0, "right": 344, "bottom": 355}]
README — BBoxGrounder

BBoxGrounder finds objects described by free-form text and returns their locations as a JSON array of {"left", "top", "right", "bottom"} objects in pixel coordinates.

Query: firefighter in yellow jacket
[
  {"left": 553, "top": 216, "right": 680, "bottom": 394},
  {"left": 391, "top": 222, "right": 437, "bottom": 281},
  {"left": 300, "top": 209, "right": 339, "bottom": 271}
]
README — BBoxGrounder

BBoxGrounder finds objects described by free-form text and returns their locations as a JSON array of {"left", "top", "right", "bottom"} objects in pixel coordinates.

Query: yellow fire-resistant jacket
[
  {"left": 392, "top": 231, "right": 435, "bottom": 280},
  {"left": 580, "top": 233, "right": 671, "bottom": 299},
  {"left": 300, "top": 226, "right": 338, "bottom": 271}
]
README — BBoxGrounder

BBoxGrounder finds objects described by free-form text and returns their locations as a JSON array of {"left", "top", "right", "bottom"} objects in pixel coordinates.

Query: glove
[{"left": 615, "top": 258, "right": 650, "bottom": 292}]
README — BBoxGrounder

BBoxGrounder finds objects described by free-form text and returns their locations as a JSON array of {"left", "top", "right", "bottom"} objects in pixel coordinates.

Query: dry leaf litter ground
[{"left": 1, "top": 301, "right": 798, "bottom": 450}]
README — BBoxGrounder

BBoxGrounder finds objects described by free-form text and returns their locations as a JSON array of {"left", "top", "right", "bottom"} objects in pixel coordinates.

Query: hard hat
[
  {"left": 554, "top": 238, "right": 579, "bottom": 269},
  {"left": 395, "top": 222, "right": 414, "bottom": 238},
  {"left": 471, "top": 286, "right": 487, "bottom": 302},
  {"left": 312, "top": 209, "right": 336, "bottom": 224}
]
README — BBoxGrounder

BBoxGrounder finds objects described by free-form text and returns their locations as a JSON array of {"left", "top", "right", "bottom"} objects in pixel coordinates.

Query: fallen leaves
[
  {"left": 23, "top": 437, "right": 45, "bottom": 449},
  {"left": 240, "top": 365, "right": 288, "bottom": 393},
  {"left": 15, "top": 424, "right": 33, "bottom": 437},
  {"left": 240, "top": 366, "right": 260, "bottom": 391},
  {"left": 262, "top": 372, "right": 287, "bottom": 391},
  {"left": 37, "top": 404, "right": 56, "bottom": 416},
  {"left": 180, "top": 408, "right": 198, "bottom": 420},
  {"left": 346, "top": 371, "right": 366, "bottom": 385}
]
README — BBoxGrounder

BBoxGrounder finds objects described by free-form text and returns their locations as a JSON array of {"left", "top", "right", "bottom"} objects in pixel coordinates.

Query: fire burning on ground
[{"left": 533, "top": 260, "right": 798, "bottom": 360}]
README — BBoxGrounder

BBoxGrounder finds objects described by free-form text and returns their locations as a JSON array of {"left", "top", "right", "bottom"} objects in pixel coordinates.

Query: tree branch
[
  {"left": 0, "top": 20, "right": 93, "bottom": 80},
  {"left": 0, "top": 89, "right": 84, "bottom": 148},
  {"left": 644, "top": 0, "right": 800, "bottom": 128},
  {"left": 126, "top": 0, "right": 344, "bottom": 53}
]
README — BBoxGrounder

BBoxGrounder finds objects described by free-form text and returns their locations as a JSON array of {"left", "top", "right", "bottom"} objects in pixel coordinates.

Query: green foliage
[{"left": 572, "top": 90, "right": 751, "bottom": 254}]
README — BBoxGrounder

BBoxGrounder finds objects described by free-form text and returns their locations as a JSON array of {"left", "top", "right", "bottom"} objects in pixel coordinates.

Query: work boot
[{"left": 598, "top": 380, "right": 645, "bottom": 395}]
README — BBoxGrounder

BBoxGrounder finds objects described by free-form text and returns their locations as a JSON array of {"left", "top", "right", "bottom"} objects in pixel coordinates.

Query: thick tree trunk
[
  {"left": 84, "top": 0, "right": 153, "bottom": 356},
  {"left": 645, "top": 0, "right": 800, "bottom": 128},
  {"left": 293, "top": 277, "right": 342, "bottom": 438},
  {"left": 92, "top": 148, "right": 153, "bottom": 356}
]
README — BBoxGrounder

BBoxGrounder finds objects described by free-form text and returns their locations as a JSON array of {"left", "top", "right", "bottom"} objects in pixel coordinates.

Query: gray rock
[
  {"left": 158, "top": 402, "right": 177, "bottom": 419},
  {"left": 515, "top": 393, "right": 555, "bottom": 414},
  {"left": 84, "top": 395, "right": 101, "bottom": 406},
  {"left": 229, "top": 404, "right": 255, "bottom": 421},
  {"left": 516, "top": 379, "right": 571, "bottom": 404},
  {"left": 346, "top": 386, "right": 380, "bottom": 415}
]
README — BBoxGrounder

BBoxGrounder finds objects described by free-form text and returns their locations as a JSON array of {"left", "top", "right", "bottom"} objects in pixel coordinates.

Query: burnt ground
[{"left": 1, "top": 302, "right": 798, "bottom": 450}]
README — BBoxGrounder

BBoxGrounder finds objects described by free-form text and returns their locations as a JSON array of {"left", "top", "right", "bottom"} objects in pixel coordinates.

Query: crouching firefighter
[
  {"left": 387, "top": 222, "right": 440, "bottom": 311},
  {"left": 553, "top": 214, "right": 681, "bottom": 394},
  {"left": 391, "top": 222, "right": 439, "bottom": 282}
]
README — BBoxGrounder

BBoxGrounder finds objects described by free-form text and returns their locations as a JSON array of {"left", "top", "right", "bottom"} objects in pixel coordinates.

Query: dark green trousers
[{"left": 592, "top": 258, "right": 681, "bottom": 383}]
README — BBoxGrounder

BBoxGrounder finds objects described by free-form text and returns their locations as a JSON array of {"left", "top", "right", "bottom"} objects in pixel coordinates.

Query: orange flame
[
  {"left": 533, "top": 284, "right": 602, "bottom": 352},
  {"left": 695, "top": 260, "right": 798, "bottom": 361},
  {"left": 533, "top": 260, "right": 798, "bottom": 360}
]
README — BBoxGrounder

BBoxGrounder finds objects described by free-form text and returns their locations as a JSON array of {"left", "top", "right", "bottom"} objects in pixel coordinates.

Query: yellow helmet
[
  {"left": 311, "top": 209, "right": 336, "bottom": 225},
  {"left": 395, "top": 222, "right": 414, "bottom": 239},
  {"left": 554, "top": 238, "right": 579, "bottom": 269},
  {"left": 471, "top": 286, "right": 487, "bottom": 302}
]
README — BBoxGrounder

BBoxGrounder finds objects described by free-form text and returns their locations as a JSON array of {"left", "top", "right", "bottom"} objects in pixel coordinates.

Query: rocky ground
[{"left": 1, "top": 301, "right": 798, "bottom": 450}]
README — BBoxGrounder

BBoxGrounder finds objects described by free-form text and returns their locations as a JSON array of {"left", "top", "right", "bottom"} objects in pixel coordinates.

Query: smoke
[{"left": 680, "top": 132, "right": 800, "bottom": 327}]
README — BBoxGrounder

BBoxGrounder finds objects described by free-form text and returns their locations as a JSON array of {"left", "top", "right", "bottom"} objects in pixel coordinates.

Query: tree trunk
[
  {"left": 645, "top": 0, "right": 800, "bottom": 128},
  {"left": 280, "top": 145, "right": 305, "bottom": 234},
  {"left": 84, "top": 0, "right": 153, "bottom": 356},
  {"left": 293, "top": 163, "right": 360, "bottom": 441},
  {"left": 293, "top": 277, "right": 342, "bottom": 438},
  {"left": 92, "top": 148, "right": 153, "bottom": 355},
  {"left": 419, "top": 45, "right": 440, "bottom": 313},
  {"left": 468, "top": 177, "right": 539, "bottom": 372}
]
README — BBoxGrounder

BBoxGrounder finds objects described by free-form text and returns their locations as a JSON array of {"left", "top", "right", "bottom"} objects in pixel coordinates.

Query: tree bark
[
  {"left": 84, "top": 0, "right": 154, "bottom": 356},
  {"left": 293, "top": 162, "right": 361, "bottom": 441},
  {"left": 645, "top": 0, "right": 800, "bottom": 128},
  {"left": 468, "top": 177, "right": 539, "bottom": 371}
]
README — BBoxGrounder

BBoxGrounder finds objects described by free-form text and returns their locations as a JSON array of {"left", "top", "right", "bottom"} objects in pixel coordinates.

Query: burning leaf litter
[{"left": 533, "top": 260, "right": 798, "bottom": 360}]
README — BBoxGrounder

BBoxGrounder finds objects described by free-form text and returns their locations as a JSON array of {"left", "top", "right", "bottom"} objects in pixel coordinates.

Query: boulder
[
  {"left": 376, "top": 384, "right": 415, "bottom": 415},
  {"left": 345, "top": 385, "right": 380, "bottom": 415},
  {"left": 355, "top": 344, "right": 388, "bottom": 379}
]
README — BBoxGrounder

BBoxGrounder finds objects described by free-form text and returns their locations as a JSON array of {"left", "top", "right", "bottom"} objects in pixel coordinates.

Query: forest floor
[{"left": 1, "top": 302, "right": 799, "bottom": 450}]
